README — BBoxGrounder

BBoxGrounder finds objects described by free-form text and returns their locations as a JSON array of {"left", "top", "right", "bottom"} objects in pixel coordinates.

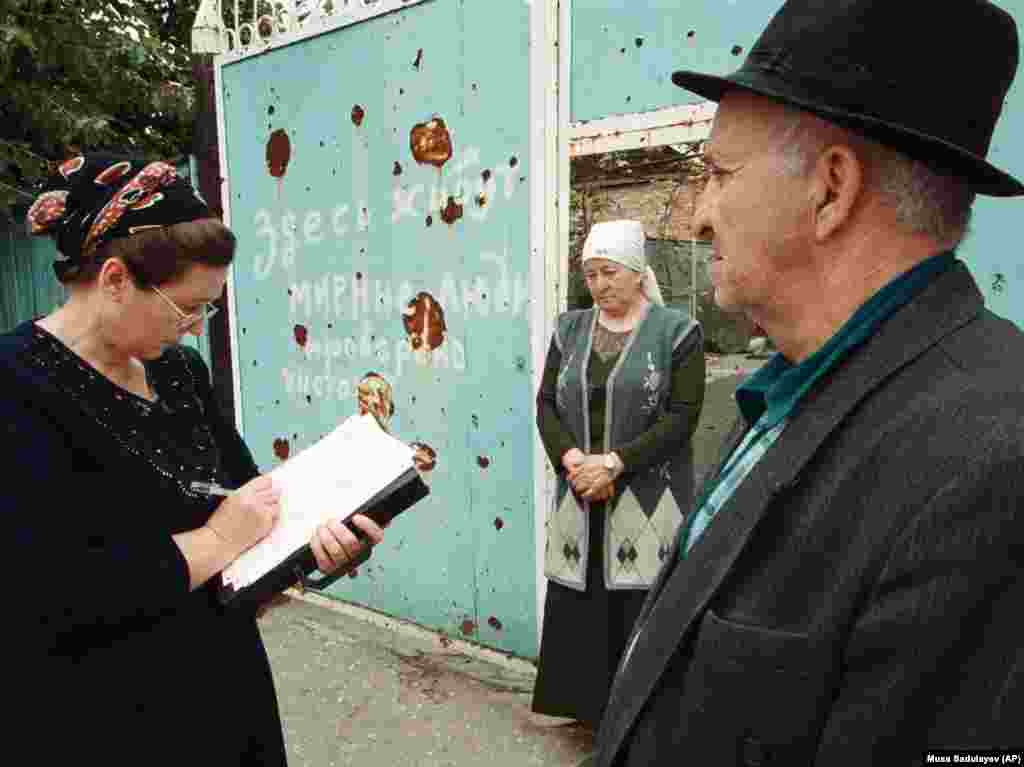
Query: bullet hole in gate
[
  {"left": 328, "top": 323, "right": 333, "bottom": 329},
  {"left": 620, "top": 47, "right": 626, "bottom": 54},
  {"left": 287, "top": 288, "right": 293, "bottom": 296},
  {"left": 356, "top": 271, "right": 363, "bottom": 280},
  {"left": 441, "top": 196, "right": 463, "bottom": 225},
  {"left": 273, "top": 438, "right": 290, "bottom": 460},
  {"left": 494, "top": 517, "right": 505, "bottom": 531},
  {"left": 306, "top": 395, "right": 312, "bottom": 404},
  {"left": 471, "top": 414, "right": 479, "bottom": 428},
  {"left": 413, "top": 48, "right": 423, "bottom": 69},
  {"left": 687, "top": 30, "right": 696, "bottom": 38},
  {"left": 635, "top": 37, "right": 644, "bottom": 47},
  {"left": 293, "top": 324, "right": 308, "bottom": 348},
  {"left": 487, "top": 616, "right": 503, "bottom": 631},
  {"left": 267, "top": 105, "right": 275, "bottom": 116},
  {"left": 477, "top": 456, "right": 490, "bottom": 469},
  {"left": 461, "top": 619, "right": 476, "bottom": 636},
  {"left": 482, "top": 168, "right": 492, "bottom": 182},
  {"left": 410, "top": 117, "right": 453, "bottom": 168},
  {"left": 510, "top": 156, "right": 518, "bottom": 168},
  {"left": 393, "top": 161, "right": 403, "bottom": 176},
  {"left": 402, "top": 292, "right": 447, "bottom": 352},
  {"left": 357, "top": 372, "right": 395, "bottom": 428},
  {"left": 412, "top": 442, "right": 437, "bottom": 472},
  {"left": 266, "top": 129, "right": 291, "bottom": 178},
  {"left": 351, "top": 105, "right": 366, "bottom": 127},
  {"left": 425, "top": 215, "right": 433, "bottom": 227},
  {"left": 731, "top": 45, "right": 743, "bottom": 55}
]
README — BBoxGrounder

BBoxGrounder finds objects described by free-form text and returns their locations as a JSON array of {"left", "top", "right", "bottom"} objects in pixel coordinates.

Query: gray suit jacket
[{"left": 593, "top": 262, "right": 1024, "bottom": 766}]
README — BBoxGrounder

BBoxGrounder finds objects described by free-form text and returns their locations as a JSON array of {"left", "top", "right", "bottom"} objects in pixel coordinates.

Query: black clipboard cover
[{"left": 218, "top": 468, "right": 429, "bottom": 611}]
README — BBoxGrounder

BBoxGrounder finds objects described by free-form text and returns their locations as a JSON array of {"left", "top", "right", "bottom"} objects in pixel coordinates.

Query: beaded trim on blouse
[
  {"left": 25, "top": 324, "right": 222, "bottom": 502},
  {"left": 593, "top": 321, "right": 631, "bottom": 362}
]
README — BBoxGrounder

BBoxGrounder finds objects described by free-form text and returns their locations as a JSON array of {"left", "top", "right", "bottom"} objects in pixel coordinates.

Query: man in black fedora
[{"left": 586, "top": 1, "right": 1024, "bottom": 765}]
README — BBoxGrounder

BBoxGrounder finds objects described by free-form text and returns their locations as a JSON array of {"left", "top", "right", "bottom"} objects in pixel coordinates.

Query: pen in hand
[{"left": 190, "top": 481, "right": 232, "bottom": 497}]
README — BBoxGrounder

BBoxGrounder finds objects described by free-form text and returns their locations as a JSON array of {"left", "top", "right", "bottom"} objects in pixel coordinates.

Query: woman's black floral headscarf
[{"left": 26, "top": 153, "right": 211, "bottom": 281}]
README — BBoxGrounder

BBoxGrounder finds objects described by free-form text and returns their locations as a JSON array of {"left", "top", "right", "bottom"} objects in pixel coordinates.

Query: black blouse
[{"left": 2, "top": 320, "right": 287, "bottom": 765}]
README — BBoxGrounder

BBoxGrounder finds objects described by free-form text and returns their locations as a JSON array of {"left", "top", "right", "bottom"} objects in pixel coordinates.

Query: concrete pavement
[{"left": 259, "top": 593, "right": 593, "bottom": 767}]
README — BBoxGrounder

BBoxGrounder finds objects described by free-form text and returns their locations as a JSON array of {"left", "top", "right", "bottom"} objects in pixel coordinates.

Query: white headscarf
[{"left": 581, "top": 220, "right": 665, "bottom": 306}]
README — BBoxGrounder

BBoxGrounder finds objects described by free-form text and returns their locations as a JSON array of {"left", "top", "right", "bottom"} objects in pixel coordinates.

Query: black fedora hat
[{"left": 672, "top": 0, "right": 1024, "bottom": 197}]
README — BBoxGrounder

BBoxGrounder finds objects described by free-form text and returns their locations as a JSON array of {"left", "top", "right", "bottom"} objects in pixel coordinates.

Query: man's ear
[{"left": 811, "top": 144, "right": 863, "bottom": 241}]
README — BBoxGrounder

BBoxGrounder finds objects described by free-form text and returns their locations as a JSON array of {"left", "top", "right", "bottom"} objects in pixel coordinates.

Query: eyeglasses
[{"left": 151, "top": 285, "right": 219, "bottom": 331}]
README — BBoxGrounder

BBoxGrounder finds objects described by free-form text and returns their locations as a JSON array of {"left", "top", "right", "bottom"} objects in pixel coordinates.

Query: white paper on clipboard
[{"left": 222, "top": 413, "right": 415, "bottom": 590}]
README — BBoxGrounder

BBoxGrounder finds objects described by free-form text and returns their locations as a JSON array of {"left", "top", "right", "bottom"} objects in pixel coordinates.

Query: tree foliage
[{"left": 0, "top": 0, "right": 202, "bottom": 212}]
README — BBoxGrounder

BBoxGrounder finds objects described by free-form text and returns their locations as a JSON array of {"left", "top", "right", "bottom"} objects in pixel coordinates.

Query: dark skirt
[{"left": 531, "top": 502, "right": 647, "bottom": 729}]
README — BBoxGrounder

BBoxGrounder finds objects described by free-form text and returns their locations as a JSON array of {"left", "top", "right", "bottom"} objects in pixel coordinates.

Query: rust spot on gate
[
  {"left": 293, "top": 324, "right": 308, "bottom": 348},
  {"left": 494, "top": 517, "right": 504, "bottom": 531},
  {"left": 477, "top": 456, "right": 490, "bottom": 469},
  {"left": 410, "top": 117, "right": 453, "bottom": 168},
  {"left": 460, "top": 619, "right": 477, "bottom": 636},
  {"left": 273, "top": 438, "right": 290, "bottom": 461},
  {"left": 440, "top": 196, "right": 463, "bottom": 225},
  {"left": 487, "top": 616, "right": 503, "bottom": 631},
  {"left": 357, "top": 372, "right": 395, "bottom": 431},
  {"left": 266, "top": 129, "right": 291, "bottom": 178},
  {"left": 402, "top": 292, "right": 447, "bottom": 352},
  {"left": 411, "top": 442, "right": 437, "bottom": 473},
  {"left": 351, "top": 104, "right": 366, "bottom": 127}
]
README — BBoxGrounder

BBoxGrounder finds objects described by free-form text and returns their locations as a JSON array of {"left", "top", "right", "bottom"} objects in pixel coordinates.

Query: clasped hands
[{"left": 561, "top": 447, "right": 622, "bottom": 503}]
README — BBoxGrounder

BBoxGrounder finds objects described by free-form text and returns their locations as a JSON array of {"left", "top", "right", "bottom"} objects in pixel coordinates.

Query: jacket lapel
[{"left": 596, "top": 262, "right": 984, "bottom": 766}]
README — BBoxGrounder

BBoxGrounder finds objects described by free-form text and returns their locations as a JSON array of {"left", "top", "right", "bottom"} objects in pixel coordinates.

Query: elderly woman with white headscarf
[{"left": 532, "top": 220, "right": 706, "bottom": 729}]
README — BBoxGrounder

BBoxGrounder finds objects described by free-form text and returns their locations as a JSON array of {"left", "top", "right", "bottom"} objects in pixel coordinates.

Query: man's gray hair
[{"left": 777, "top": 111, "right": 976, "bottom": 246}]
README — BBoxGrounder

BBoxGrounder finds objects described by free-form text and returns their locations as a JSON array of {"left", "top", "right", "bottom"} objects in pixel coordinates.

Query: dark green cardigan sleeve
[
  {"left": 536, "top": 337, "right": 580, "bottom": 472},
  {"left": 615, "top": 337, "right": 706, "bottom": 474}
]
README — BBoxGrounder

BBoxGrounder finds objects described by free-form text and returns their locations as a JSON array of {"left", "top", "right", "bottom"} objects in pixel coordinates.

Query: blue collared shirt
[{"left": 680, "top": 251, "right": 957, "bottom": 558}]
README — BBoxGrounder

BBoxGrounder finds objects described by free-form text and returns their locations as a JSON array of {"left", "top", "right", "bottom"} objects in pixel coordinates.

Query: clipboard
[
  {"left": 218, "top": 469, "right": 429, "bottom": 610},
  {"left": 216, "top": 413, "right": 431, "bottom": 611}
]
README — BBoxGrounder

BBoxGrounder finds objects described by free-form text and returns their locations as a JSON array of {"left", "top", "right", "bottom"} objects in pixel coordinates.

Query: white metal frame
[
  {"left": 218, "top": 0, "right": 432, "bottom": 63},
  {"left": 213, "top": 59, "right": 246, "bottom": 437},
  {"left": 569, "top": 101, "right": 717, "bottom": 158},
  {"left": 528, "top": 0, "right": 563, "bottom": 647}
]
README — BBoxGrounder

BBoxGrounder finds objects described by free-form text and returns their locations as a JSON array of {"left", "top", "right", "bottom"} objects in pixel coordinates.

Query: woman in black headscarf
[{"left": 4, "top": 155, "right": 384, "bottom": 764}]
